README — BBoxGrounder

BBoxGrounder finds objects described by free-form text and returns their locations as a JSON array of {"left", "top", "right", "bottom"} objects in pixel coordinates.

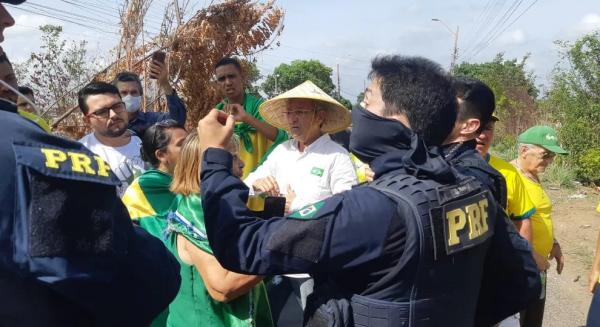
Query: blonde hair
[
  {"left": 170, "top": 133, "right": 242, "bottom": 196},
  {"left": 170, "top": 132, "right": 201, "bottom": 196}
]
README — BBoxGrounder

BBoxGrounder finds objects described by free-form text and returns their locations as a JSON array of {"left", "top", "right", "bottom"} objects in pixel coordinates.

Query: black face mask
[{"left": 349, "top": 105, "right": 413, "bottom": 164}]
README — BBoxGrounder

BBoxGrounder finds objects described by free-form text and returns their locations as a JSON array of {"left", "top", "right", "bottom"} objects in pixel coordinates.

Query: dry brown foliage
[{"left": 54, "top": 0, "right": 283, "bottom": 137}]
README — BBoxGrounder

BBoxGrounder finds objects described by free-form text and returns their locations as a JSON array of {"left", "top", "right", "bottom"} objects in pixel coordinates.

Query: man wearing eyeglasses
[
  {"left": 78, "top": 81, "right": 146, "bottom": 197},
  {"left": 242, "top": 80, "right": 357, "bottom": 326}
]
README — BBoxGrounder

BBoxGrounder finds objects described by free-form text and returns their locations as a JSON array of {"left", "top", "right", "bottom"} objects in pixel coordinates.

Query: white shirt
[
  {"left": 244, "top": 134, "right": 358, "bottom": 212},
  {"left": 79, "top": 132, "right": 146, "bottom": 197}
]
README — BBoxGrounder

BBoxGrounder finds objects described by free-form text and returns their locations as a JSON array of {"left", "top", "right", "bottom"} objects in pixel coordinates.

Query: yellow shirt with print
[
  {"left": 488, "top": 154, "right": 536, "bottom": 220},
  {"left": 517, "top": 171, "right": 554, "bottom": 257}
]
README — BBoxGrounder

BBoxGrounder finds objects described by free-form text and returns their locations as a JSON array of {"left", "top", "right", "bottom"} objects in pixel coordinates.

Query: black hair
[
  {"left": 18, "top": 86, "right": 33, "bottom": 96},
  {"left": 453, "top": 77, "right": 496, "bottom": 131},
  {"left": 77, "top": 81, "right": 121, "bottom": 115},
  {"left": 369, "top": 55, "right": 457, "bottom": 145},
  {"left": 111, "top": 71, "right": 143, "bottom": 95},
  {"left": 215, "top": 57, "right": 242, "bottom": 72},
  {"left": 140, "top": 120, "right": 185, "bottom": 168}
]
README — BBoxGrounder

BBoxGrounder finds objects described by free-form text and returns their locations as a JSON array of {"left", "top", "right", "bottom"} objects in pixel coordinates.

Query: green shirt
[{"left": 166, "top": 194, "right": 273, "bottom": 327}]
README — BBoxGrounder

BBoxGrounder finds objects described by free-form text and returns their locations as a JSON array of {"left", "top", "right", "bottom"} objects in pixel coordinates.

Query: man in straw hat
[
  {"left": 244, "top": 80, "right": 357, "bottom": 325},
  {"left": 197, "top": 55, "right": 539, "bottom": 326}
]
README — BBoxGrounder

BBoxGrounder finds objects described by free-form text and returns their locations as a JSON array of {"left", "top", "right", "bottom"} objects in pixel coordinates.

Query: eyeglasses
[
  {"left": 529, "top": 150, "right": 556, "bottom": 160},
  {"left": 87, "top": 102, "right": 126, "bottom": 119},
  {"left": 282, "top": 109, "right": 315, "bottom": 117}
]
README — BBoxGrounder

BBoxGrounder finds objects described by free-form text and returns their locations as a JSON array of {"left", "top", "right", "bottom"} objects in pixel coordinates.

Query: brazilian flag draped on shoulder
[
  {"left": 122, "top": 169, "right": 175, "bottom": 238},
  {"left": 167, "top": 194, "right": 274, "bottom": 327},
  {"left": 216, "top": 93, "right": 288, "bottom": 178}
]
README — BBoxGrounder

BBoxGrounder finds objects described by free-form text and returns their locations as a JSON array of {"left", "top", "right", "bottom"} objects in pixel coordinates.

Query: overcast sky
[{"left": 4, "top": 0, "right": 600, "bottom": 102}]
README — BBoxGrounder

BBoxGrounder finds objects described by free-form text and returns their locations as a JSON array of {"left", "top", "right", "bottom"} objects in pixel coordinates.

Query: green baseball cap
[{"left": 518, "top": 125, "right": 569, "bottom": 155}]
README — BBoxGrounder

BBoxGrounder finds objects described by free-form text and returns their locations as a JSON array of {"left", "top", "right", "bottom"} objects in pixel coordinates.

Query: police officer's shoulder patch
[
  {"left": 434, "top": 191, "right": 494, "bottom": 256},
  {"left": 13, "top": 141, "right": 119, "bottom": 186},
  {"left": 289, "top": 201, "right": 326, "bottom": 220}
]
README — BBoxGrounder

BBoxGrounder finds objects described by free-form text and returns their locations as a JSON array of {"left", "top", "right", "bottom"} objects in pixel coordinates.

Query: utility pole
[
  {"left": 451, "top": 26, "right": 459, "bottom": 73},
  {"left": 336, "top": 64, "right": 341, "bottom": 98},
  {"left": 432, "top": 18, "right": 459, "bottom": 73}
]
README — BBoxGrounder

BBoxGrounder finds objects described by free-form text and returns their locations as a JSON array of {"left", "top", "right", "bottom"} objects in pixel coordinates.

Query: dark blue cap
[{"left": 1, "top": 0, "right": 25, "bottom": 4}]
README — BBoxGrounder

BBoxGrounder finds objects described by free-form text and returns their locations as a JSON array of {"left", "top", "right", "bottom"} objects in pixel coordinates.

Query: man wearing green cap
[{"left": 512, "top": 125, "right": 568, "bottom": 327}]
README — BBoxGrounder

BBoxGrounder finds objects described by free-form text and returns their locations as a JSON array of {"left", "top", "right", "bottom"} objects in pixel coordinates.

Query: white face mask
[
  {"left": 0, "top": 79, "right": 41, "bottom": 115},
  {"left": 122, "top": 95, "right": 142, "bottom": 113}
]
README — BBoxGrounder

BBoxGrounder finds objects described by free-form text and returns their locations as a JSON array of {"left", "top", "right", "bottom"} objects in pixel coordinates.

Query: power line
[
  {"left": 468, "top": 0, "right": 539, "bottom": 60},
  {"left": 7, "top": 4, "right": 120, "bottom": 35},
  {"left": 463, "top": 0, "right": 525, "bottom": 60},
  {"left": 465, "top": 0, "right": 526, "bottom": 60}
]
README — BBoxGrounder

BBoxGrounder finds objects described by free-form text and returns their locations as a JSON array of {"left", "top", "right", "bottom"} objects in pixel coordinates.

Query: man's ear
[{"left": 461, "top": 118, "right": 481, "bottom": 136}]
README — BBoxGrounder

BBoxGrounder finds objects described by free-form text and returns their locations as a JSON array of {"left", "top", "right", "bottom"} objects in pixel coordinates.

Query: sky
[{"left": 3, "top": 0, "right": 600, "bottom": 103}]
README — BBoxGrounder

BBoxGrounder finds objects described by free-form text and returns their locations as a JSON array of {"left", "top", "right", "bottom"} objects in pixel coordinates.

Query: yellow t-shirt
[
  {"left": 488, "top": 155, "right": 536, "bottom": 220},
  {"left": 18, "top": 109, "right": 51, "bottom": 133},
  {"left": 518, "top": 171, "right": 554, "bottom": 257}
]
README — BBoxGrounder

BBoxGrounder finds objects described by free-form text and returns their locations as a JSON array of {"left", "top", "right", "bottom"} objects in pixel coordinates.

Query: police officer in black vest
[
  {"left": 0, "top": 2, "right": 181, "bottom": 325},
  {"left": 196, "top": 56, "right": 540, "bottom": 326}
]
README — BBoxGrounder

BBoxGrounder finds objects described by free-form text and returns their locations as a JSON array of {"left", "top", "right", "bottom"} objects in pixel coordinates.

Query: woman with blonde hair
[{"left": 165, "top": 132, "right": 272, "bottom": 327}]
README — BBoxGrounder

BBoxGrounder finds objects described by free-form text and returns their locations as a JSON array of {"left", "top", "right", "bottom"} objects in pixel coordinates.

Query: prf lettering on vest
[
  {"left": 40, "top": 148, "right": 111, "bottom": 177},
  {"left": 446, "top": 198, "right": 489, "bottom": 247}
]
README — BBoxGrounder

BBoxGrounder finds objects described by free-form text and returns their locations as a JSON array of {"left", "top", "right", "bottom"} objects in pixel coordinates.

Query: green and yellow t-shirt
[
  {"left": 216, "top": 93, "right": 287, "bottom": 179},
  {"left": 166, "top": 194, "right": 273, "bottom": 327},
  {"left": 517, "top": 171, "right": 554, "bottom": 258},
  {"left": 487, "top": 154, "right": 536, "bottom": 220}
]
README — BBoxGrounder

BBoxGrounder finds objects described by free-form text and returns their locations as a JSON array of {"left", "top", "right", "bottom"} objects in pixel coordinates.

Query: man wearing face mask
[
  {"left": 112, "top": 57, "right": 187, "bottom": 137},
  {"left": 0, "top": 1, "right": 181, "bottom": 326},
  {"left": 195, "top": 55, "right": 540, "bottom": 326}
]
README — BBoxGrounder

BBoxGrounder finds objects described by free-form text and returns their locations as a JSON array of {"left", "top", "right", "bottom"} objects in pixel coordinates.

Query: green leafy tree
[
  {"left": 454, "top": 54, "right": 539, "bottom": 140},
  {"left": 15, "top": 25, "right": 100, "bottom": 120},
  {"left": 543, "top": 32, "right": 600, "bottom": 181},
  {"left": 261, "top": 59, "right": 351, "bottom": 108}
]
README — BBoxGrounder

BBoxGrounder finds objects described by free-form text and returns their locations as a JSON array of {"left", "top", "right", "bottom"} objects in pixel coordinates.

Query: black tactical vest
[{"left": 305, "top": 171, "right": 497, "bottom": 327}]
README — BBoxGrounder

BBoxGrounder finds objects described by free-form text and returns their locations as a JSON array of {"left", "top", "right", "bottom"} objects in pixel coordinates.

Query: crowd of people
[{"left": 3, "top": 1, "right": 600, "bottom": 326}]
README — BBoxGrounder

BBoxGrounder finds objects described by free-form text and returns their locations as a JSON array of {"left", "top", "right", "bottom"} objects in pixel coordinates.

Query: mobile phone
[
  {"left": 150, "top": 51, "right": 166, "bottom": 80},
  {"left": 262, "top": 196, "right": 286, "bottom": 219},
  {"left": 152, "top": 51, "right": 166, "bottom": 64}
]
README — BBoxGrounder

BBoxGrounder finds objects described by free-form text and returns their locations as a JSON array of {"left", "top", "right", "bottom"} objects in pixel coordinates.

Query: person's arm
[
  {"left": 177, "top": 234, "right": 262, "bottom": 302},
  {"left": 329, "top": 152, "right": 359, "bottom": 194},
  {"left": 151, "top": 60, "right": 187, "bottom": 125},
  {"left": 589, "top": 229, "right": 600, "bottom": 292},
  {"left": 226, "top": 103, "right": 279, "bottom": 141},
  {"left": 200, "top": 147, "right": 395, "bottom": 275},
  {"left": 243, "top": 144, "right": 280, "bottom": 191},
  {"left": 549, "top": 238, "right": 565, "bottom": 274}
]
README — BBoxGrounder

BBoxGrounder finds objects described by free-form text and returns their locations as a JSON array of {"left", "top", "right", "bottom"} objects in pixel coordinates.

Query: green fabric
[
  {"left": 137, "top": 170, "right": 177, "bottom": 215},
  {"left": 165, "top": 194, "right": 274, "bottom": 327},
  {"left": 216, "top": 93, "right": 287, "bottom": 163}
]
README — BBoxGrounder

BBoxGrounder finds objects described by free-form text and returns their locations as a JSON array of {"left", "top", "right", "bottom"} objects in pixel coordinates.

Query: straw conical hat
[{"left": 259, "top": 80, "right": 351, "bottom": 133}]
